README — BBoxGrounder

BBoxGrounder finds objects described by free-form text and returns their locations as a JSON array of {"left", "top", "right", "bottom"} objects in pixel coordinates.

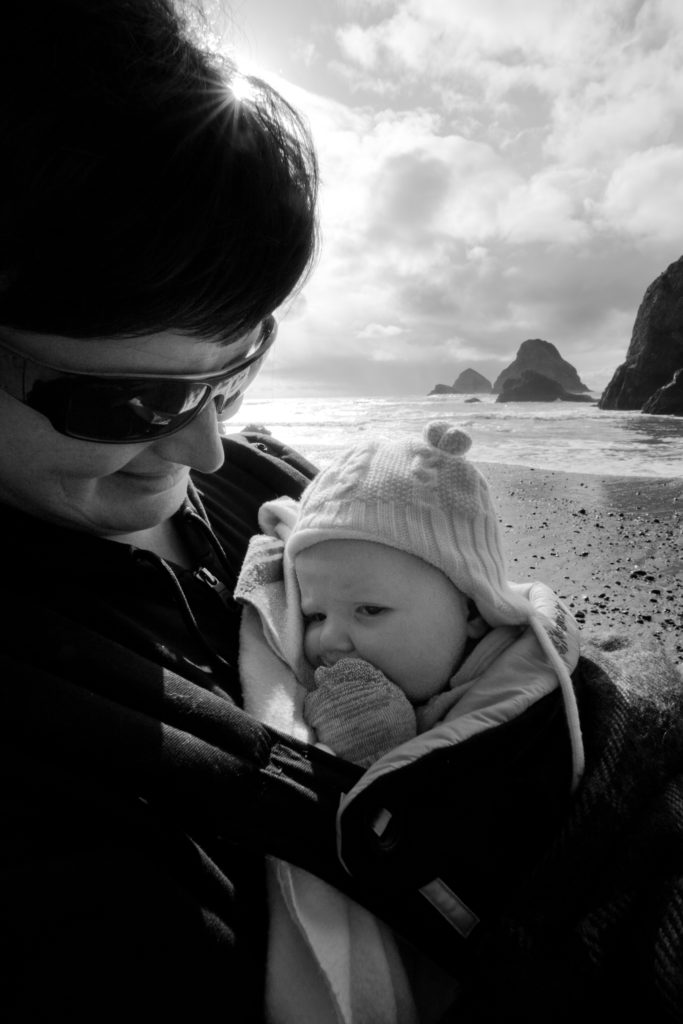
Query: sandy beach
[{"left": 479, "top": 463, "right": 683, "bottom": 667}]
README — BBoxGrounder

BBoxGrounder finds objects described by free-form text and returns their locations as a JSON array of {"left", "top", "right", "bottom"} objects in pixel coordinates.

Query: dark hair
[{"left": 0, "top": 0, "right": 318, "bottom": 342}]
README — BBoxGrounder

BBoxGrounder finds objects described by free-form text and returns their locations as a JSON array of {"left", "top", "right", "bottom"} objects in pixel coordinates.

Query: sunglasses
[{"left": 0, "top": 315, "right": 276, "bottom": 443}]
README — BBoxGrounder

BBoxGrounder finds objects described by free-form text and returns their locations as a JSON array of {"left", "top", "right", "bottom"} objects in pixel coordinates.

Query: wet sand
[{"left": 479, "top": 463, "right": 683, "bottom": 667}]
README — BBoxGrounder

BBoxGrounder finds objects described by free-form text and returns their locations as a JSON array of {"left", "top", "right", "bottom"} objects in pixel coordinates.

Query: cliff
[
  {"left": 493, "top": 339, "right": 588, "bottom": 394},
  {"left": 599, "top": 256, "right": 683, "bottom": 412},
  {"left": 641, "top": 369, "right": 683, "bottom": 417}
]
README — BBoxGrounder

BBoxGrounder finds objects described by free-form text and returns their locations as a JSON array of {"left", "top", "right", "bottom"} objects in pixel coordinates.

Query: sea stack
[
  {"left": 494, "top": 339, "right": 588, "bottom": 394},
  {"left": 452, "top": 369, "right": 492, "bottom": 394},
  {"left": 496, "top": 371, "right": 595, "bottom": 403},
  {"left": 428, "top": 368, "right": 492, "bottom": 395}
]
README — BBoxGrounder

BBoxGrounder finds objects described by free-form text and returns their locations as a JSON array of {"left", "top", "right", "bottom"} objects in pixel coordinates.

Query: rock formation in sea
[
  {"left": 453, "top": 369, "right": 492, "bottom": 393},
  {"left": 493, "top": 339, "right": 588, "bottom": 394},
  {"left": 641, "top": 368, "right": 683, "bottom": 417},
  {"left": 428, "top": 368, "right": 492, "bottom": 396},
  {"left": 599, "top": 256, "right": 683, "bottom": 413},
  {"left": 496, "top": 370, "right": 596, "bottom": 403}
]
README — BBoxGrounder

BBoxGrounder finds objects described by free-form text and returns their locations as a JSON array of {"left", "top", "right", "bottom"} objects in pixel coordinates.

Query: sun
[{"left": 230, "top": 72, "right": 257, "bottom": 103}]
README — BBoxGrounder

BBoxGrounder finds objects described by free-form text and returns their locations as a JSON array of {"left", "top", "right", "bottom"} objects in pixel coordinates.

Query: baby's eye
[
  {"left": 302, "top": 611, "right": 325, "bottom": 624},
  {"left": 357, "top": 605, "right": 386, "bottom": 617}
]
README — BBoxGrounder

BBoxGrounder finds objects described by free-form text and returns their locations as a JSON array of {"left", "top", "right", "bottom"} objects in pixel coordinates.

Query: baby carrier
[{"left": 236, "top": 500, "right": 583, "bottom": 1021}]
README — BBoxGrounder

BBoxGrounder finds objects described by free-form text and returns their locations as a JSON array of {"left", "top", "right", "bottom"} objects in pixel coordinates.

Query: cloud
[
  {"left": 357, "top": 323, "right": 405, "bottom": 338},
  {"left": 499, "top": 170, "right": 592, "bottom": 244},
  {"left": 598, "top": 146, "right": 683, "bottom": 243},
  {"left": 366, "top": 140, "right": 522, "bottom": 243},
  {"left": 335, "top": 22, "right": 381, "bottom": 69}
]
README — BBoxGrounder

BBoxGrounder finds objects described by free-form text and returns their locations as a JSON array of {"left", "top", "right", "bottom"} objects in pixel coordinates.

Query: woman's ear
[{"left": 465, "top": 599, "right": 488, "bottom": 639}]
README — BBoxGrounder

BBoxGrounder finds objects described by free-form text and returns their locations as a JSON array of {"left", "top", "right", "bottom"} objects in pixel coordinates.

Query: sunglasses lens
[
  {"left": 28, "top": 377, "right": 212, "bottom": 442},
  {"left": 71, "top": 379, "right": 213, "bottom": 441}
]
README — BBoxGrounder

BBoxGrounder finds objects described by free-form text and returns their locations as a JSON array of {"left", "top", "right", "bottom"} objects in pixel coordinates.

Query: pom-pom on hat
[{"left": 284, "top": 420, "right": 531, "bottom": 628}]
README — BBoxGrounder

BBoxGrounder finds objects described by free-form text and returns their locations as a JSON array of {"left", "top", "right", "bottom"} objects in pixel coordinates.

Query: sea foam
[{"left": 229, "top": 393, "right": 683, "bottom": 478}]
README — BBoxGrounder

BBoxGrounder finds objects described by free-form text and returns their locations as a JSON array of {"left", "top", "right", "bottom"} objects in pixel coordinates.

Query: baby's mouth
[{"left": 319, "top": 653, "right": 359, "bottom": 668}]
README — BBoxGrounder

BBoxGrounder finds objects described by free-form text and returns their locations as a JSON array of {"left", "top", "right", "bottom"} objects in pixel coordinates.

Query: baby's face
[{"left": 295, "top": 539, "right": 471, "bottom": 703}]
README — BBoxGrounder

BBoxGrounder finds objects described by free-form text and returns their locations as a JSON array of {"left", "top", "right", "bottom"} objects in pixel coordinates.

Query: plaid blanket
[{"left": 447, "top": 634, "right": 683, "bottom": 1022}]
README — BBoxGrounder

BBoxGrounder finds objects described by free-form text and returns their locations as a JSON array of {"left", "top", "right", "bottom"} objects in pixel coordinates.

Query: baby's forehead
[
  {"left": 294, "top": 538, "right": 403, "bottom": 572},
  {"left": 294, "top": 544, "right": 406, "bottom": 610},
  {"left": 293, "top": 538, "right": 462, "bottom": 596}
]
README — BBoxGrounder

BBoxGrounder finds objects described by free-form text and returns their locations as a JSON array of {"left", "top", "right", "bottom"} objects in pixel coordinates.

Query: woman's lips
[{"left": 115, "top": 468, "right": 187, "bottom": 491}]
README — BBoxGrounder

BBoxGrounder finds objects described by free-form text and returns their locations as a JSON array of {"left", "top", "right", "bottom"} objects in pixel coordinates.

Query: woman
[
  {"left": 2, "top": 3, "right": 683, "bottom": 1022},
  {"left": 0, "top": 1, "right": 358, "bottom": 1018}
]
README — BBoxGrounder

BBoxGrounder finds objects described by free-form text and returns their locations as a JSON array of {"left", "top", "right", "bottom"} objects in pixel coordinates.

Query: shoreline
[{"left": 477, "top": 462, "right": 683, "bottom": 666}]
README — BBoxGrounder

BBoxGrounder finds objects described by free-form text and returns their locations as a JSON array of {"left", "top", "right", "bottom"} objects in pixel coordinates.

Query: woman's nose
[{"left": 151, "top": 400, "right": 225, "bottom": 473}]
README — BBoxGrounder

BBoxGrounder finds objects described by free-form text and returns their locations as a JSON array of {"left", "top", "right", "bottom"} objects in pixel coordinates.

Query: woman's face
[{"left": 0, "top": 325, "right": 254, "bottom": 536}]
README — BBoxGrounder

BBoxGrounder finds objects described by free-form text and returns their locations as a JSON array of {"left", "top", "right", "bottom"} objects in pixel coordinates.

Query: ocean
[{"left": 229, "top": 393, "right": 683, "bottom": 479}]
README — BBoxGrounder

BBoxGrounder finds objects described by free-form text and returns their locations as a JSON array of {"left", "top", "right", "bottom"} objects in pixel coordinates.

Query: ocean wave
[{"left": 230, "top": 394, "right": 683, "bottom": 477}]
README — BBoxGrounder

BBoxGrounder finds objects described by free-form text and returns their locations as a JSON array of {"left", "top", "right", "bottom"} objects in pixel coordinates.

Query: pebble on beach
[{"left": 480, "top": 463, "right": 683, "bottom": 668}]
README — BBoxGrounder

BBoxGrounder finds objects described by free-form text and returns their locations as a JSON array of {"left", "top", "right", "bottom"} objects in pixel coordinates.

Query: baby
[
  {"left": 235, "top": 420, "right": 585, "bottom": 1024},
  {"left": 243, "top": 420, "right": 583, "bottom": 783}
]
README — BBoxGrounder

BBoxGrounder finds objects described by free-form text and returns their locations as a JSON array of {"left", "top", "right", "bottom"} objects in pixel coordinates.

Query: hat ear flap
[{"left": 258, "top": 496, "right": 300, "bottom": 541}]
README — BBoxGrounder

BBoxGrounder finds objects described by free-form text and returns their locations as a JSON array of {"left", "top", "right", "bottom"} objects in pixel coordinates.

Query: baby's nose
[{"left": 319, "top": 618, "right": 355, "bottom": 660}]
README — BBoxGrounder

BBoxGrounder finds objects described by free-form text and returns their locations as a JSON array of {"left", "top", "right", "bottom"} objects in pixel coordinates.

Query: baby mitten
[{"left": 304, "top": 658, "right": 417, "bottom": 767}]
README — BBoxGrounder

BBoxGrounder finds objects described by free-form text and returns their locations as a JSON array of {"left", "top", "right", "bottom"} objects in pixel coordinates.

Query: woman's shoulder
[
  {"left": 578, "top": 630, "right": 683, "bottom": 714},
  {"left": 189, "top": 430, "right": 316, "bottom": 562},
  {"left": 194, "top": 429, "right": 316, "bottom": 504},
  {"left": 574, "top": 630, "right": 683, "bottom": 798}
]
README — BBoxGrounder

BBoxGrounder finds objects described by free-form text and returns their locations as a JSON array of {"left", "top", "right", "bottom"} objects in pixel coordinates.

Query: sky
[{"left": 217, "top": 0, "right": 683, "bottom": 398}]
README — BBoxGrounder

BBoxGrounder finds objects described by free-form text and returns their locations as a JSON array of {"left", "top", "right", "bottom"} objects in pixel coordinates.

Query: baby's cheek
[{"left": 302, "top": 624, "right": 319, "bottom": 666}]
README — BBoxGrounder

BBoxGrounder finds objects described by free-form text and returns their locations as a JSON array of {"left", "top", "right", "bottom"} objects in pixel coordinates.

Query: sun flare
[{"left": 230, "top": 71, "right": 257, "bottom": 103}]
